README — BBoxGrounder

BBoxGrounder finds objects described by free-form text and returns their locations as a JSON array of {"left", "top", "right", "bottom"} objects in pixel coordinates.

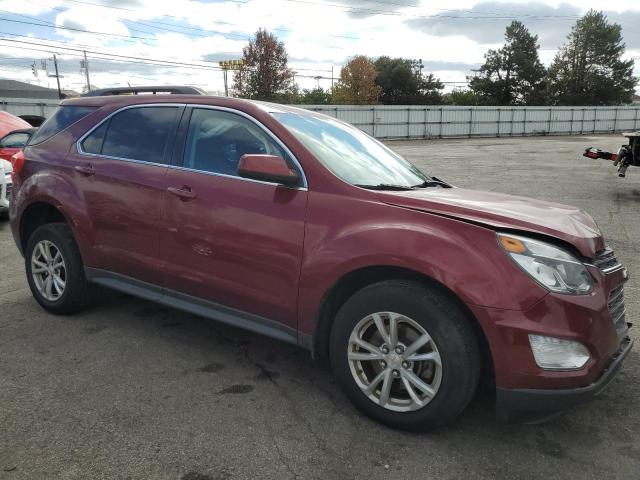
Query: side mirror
[{"left": 238, "top": 154, "right": 300, "bottom": 187}]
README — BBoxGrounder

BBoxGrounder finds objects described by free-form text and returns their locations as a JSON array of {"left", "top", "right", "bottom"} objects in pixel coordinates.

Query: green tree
[
  {"left": 469, "top": 21, "right": 546, "bottom": 105},
  {"left": 546, "top": 10, "right": 636, "bottom": 105},
  {"left": 233, "top": 28, "right": 296, "bottom": 101},
  {"left": 443, "top": 88, "right": 485, "bottom": 106},
  {"left": 81, "top": 84, "right": 99, "bottom": 94},
  {"left": 373, "top": 57, "right": 444, "bottom": 104},
  {"left": 333, "top": 55, "right": 382, "bottom": 105},
  {"left": 294, "top": 87, "right": 333, "bottom": 104}
]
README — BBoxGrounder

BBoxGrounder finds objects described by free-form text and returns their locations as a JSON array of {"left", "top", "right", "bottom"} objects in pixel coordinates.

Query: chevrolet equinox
[{"left": 9, "top": 93, "right": 633, "bottom": 430}]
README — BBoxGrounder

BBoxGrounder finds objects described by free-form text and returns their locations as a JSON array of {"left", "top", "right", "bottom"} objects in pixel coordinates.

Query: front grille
[
  {"left": 5, "top": 183, "right": 12, "bottom": 200},
  {"left": 608, "top": 285, "right": 627, "bottom": 335},
  {"left": 592, "top": 247, "right": 622, "bottom": 272}
]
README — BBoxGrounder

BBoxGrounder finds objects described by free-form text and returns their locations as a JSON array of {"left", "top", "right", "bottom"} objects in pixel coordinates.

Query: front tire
[
  {"left": 25, "top": 223, "right": 92, "bottom": 314},
  {"left": 330, "top": 280, "right": 481, "bottom": 431}
]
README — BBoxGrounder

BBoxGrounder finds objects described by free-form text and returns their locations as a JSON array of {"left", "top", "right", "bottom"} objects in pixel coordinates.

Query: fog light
[{"left": 528, "top": 335, "right": 590, "bottom": 370}]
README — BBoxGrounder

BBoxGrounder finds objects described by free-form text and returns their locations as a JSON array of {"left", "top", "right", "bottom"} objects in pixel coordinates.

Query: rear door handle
[
  {"left": 74, "top": 164, "right": 95, "bottom": 176},
  {"left": 167, "top": 186, "right": 197, "bottom": 200}
]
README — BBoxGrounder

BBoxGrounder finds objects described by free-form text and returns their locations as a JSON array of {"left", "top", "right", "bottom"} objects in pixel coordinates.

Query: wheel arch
[
  {"left": 312, "top": 265, "right": 494, "bottom": 380},
  {"left": 19, "top": 201, "right": 70, "bottom": 253}
]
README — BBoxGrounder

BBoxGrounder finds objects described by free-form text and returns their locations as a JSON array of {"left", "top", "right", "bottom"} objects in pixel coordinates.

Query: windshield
[{"left": 272, "top": 112, "right": 430, "bottom": 187}]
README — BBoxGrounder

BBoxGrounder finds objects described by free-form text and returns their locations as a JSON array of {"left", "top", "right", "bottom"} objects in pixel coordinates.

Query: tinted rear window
[
  {"left": 99, "top": 106, "right": 179, "bottom": 164},
  {"left": 29, "top": 106, "right": 96, "bottom": 145}
]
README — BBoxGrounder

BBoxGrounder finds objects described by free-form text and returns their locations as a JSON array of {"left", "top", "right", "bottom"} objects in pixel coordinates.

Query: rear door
[
  {"left": 68, "top": 104, "right": 184, "bottom": 284},
  {"left": 159, "top": 106, "right": 308, "bottom": 329}
]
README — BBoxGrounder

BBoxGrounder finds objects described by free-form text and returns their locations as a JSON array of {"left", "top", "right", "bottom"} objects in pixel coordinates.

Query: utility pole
[
  {"left": 82, "top": 50, "right": 91, "bottom": 93},
  {"left": 52, "top": 54, "right": 62, "bottom": 99},
  {"left": 331, "top": 65, "right": 334, "bottom": 94}
]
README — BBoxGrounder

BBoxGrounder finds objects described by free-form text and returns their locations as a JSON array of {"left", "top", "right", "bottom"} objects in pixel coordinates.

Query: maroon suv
[{"left": 9, "top": 92, "right": 632, "bottom": 430}]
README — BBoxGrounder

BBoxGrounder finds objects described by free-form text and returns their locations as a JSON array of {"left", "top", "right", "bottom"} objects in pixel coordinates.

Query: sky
[{"left": 0, "top": 0, "right": 638, "bottom": 95}]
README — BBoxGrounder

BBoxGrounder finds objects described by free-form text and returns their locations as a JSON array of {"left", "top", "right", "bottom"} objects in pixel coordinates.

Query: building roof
[{"left": 0, "top": 79, "right": 60, "bottom": 99}]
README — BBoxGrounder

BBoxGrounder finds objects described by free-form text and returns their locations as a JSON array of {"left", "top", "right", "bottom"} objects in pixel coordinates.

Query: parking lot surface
[{"left": 1, "top": 134, "right": 639, "bottom": 480}]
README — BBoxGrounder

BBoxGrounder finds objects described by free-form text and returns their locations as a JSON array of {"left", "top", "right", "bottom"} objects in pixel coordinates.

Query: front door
[{"left": 160, "top": 107, "right": 307, "bottom": 329}]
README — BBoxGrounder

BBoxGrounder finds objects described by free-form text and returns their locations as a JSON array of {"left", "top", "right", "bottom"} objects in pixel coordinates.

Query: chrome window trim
[
  {"left": 76, "top": 102, "right": 308, "bottom": 190},
  {"left": 165, "top": 164, "right": 307, "bottom": 190}
]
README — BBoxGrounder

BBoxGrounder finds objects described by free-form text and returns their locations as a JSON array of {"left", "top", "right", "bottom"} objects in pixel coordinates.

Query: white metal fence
[
  {"left": 303, "top": 105, "right": 640, "bottom": 139},
  {"left": 3, "top": 98, "right": 640, "bottom": 139},
  {"left": 1, "top": 98, "right": 59, "bottom": 119}
]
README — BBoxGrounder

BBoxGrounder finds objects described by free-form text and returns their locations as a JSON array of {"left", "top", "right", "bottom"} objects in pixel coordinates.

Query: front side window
[
  {"left": 81, "top": 106, "right": 179, "bottom": 165},
  {"left": 29, "top": 106, "right": 96, "bottom": 145},
  {"left": 183, "top": 108, "right": 287, "bottom": 176},
  {"left": 273, "top": 112, "right": 431, "bottom": 188},
  {"left": 0, "top": 132, "right": 30, "bottom": 148}
]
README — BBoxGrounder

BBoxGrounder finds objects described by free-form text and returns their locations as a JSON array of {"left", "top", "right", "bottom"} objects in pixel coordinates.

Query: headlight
[{"left": 497, "top": 233, "right": 593, "bottom": 294}]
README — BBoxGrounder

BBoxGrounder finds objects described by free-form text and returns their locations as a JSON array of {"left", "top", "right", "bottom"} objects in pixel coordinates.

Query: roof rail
[{"left": 82, "top": 85, "right": 207, "bottom": 97}]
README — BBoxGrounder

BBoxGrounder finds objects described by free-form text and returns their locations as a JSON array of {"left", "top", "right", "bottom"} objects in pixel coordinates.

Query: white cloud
[{"left": 0, "top": 0, "right": 638, "bottom": 93}]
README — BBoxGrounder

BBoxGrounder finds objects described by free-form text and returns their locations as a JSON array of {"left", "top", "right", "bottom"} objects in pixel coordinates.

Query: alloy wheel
[
  {"left": 31, "top": 240, "right": 66, "bottom": 301},
  {"left": 347, "top": 311, "right": 442, "bottom": 412}
]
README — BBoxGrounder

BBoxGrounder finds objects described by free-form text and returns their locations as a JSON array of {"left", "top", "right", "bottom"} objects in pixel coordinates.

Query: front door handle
[
  {"left": 74, "top": 164, "right": 95, "bottom": 176},
  {"left": 167, "top": 186, "right": 197, "bottom": 200}
]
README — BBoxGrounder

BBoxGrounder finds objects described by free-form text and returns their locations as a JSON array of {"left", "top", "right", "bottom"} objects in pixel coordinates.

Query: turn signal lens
[
  {"left": 10, "top": 151, "right": 24, "bottom": 182},
  {"left": 529, "top": 334, "right": 590, "bottom": 370},
  {"left": 499, "top": 235, "right": 526, "bottom": 253}
]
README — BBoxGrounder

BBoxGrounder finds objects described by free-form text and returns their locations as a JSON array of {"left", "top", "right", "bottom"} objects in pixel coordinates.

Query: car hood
[{"left": 378, "top": 187, "right": 604, "bottom": 258}]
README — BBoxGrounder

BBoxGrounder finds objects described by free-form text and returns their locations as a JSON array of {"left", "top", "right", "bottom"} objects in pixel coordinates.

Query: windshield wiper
[
  {"left": 355, "top": 183, "right": 415, "bottom": 191},
  {"left": 412, "top": 177, "right": 451, "bottom": 188}
]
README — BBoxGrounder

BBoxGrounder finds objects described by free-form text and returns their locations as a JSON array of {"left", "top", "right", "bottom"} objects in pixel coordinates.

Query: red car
[
  {"left": 0, "top": 111, "right": 31, "bottom": 138},
  {"left": 0, "top": 127, "right": 36, "bottom": 163},
  {"left": 9, "top": 92, "right": 632, "bottom": 430}
]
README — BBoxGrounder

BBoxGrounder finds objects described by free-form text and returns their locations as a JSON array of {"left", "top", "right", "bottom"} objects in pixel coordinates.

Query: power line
[
  {"left": 0, "top": 35, "right": 336, "bottom": 80},
  {"left": 33, "top": 0, "right": 582, "bottom": 49},
  {"left": 252, "top": 0, "right": 581, "bottom": 20},
  {"left": 56, "top": 0, "right": 361, "bottom": 41},
  {"left": 0, "top": 11, "right": 258, "bottom": 44},
  {"left": 0, "top": 15, "right": 159, "bottom": 42},
  {"left": 0, "top": 26, "right": 329, "bottom": 72},
  {"left": 0, "top": 37, "right": 229, "bottom": 70}
]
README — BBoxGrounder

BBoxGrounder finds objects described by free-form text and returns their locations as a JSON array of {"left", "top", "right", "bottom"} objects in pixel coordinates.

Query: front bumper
[
  {"left": 468, "top": 261, "right": 631, "bottom": 422},
  {"left": 496, "top": 335, "right": 633, "bottom": 422}
]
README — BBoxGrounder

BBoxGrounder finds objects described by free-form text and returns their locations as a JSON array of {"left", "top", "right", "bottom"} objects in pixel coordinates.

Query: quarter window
[
  {"left": 183, "top": 108, "right": 288, "bottom": 177},
  {"left": 29, "top": 106, "right": 96, "bottom": 145},
  {"left": 80, "top": 121, "right": 107, "bottom": 155},
  {"left": 82, "top": 106, "right": 180, "bottom": 165}
]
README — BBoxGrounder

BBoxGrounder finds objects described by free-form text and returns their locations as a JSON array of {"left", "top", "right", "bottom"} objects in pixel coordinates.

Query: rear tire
[
  {"left": 25, "top": 222, "right": 92, "bottom": 314},
  {"left": 330, "top": 280, "right": 481, "bottom": 431}
]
